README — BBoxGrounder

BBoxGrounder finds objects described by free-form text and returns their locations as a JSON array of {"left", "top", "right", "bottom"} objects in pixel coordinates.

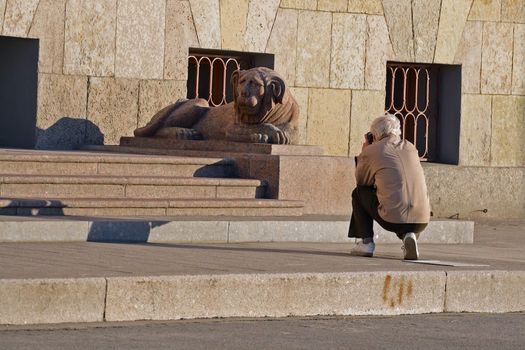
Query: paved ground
[
  {"left": 1, "top": 313, "right": 523, "bottom": 349},
  {"left": 0, "top": 220, "right": 523, "bottom": 279}
]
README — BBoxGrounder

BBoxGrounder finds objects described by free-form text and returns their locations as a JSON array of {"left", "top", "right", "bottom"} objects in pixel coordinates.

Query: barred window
[
  {"left": 187, "top": 48, "right": 274, "bottom": 106},
  {"left": 385, "top": 62, "right": 461, "bottom": 164}
]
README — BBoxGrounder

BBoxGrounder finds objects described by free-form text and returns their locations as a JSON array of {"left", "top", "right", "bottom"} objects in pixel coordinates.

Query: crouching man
[{"left": 349, "top": 114, "right": 430, "bottom": 260}]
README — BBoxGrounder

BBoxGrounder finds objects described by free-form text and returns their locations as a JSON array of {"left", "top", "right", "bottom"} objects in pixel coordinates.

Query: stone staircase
[
  {"left": 0, "top": 149, "right": 303, "bottom": 217},
  {"left": 0, "top": 146, "right": 474, "bottom": 245}
]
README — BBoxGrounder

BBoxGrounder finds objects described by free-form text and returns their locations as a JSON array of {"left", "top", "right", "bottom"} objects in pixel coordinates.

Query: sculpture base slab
[{"left": 120, "top": 137, "right": 324, "bottom": 156}]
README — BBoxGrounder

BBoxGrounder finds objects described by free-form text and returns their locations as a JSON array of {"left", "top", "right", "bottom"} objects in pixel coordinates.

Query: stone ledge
[
  {"left": 0, "top": 278, "right": 106, "bottom": 325},
  {"left": 104, "top": 271, "right": 446, "bottom": 321},
  {"left": 0, "top": 271, "right": 525, "bottom": 324},
  {"left": 445, "top": 270, "right": 525, "bottom": 313},
  {"left": 0, "top": 217, "right": 473, "bottom": 244},
  {"left": 3, "top": 270, "right": 523, "bottom": 325}
]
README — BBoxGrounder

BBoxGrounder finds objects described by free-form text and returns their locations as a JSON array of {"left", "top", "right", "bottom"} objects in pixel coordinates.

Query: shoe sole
[
  {"left": 403, "top": 235, "right": 419, "bottom": 260},
  {"left": 350, "top": 251, "right": 373, "bottom": 257}
]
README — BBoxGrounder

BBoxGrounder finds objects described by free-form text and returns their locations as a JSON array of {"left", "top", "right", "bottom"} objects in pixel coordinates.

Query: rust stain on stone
[
  {"left": 397, "top": 277, "right": 405, "bottom": 305},
  {"left": 383, "top": 275, "right": 392, "bottom": 303},
  {"left": 383, "top": 275, "right": 413, "bottom": 308},
  {"left": 407, "top": 280, "right": 414, "bottom": 297}
]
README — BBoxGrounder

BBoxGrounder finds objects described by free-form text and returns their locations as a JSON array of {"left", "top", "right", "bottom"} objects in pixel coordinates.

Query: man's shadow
[{"left": 87, "top": 220, "right": 169, "bottom": 242}]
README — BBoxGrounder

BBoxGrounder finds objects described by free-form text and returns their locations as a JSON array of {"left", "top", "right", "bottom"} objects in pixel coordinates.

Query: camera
[{"left": 366, "top": 132, "right": 374, "bottom": 145}]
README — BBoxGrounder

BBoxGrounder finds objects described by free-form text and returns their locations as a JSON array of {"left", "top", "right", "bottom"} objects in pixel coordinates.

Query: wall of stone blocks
[{"left": 0, "top": 0, "right": 523, "bottom": 167}]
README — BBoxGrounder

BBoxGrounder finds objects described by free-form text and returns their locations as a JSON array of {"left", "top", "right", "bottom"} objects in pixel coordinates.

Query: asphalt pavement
[{"left": 0, "top": 313, "right": 524, "bottom": 350}]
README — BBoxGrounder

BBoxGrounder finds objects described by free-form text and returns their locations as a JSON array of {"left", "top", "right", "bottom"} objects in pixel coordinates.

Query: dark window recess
[
  {"left": 385, "top": 62, "right": 461, "bottom": 164},
  {"left": 187, "top": 48, "right": 274, "bottom": 106},
  {"left": 0, "top": 36, "right": 39, "bottom": 149}
]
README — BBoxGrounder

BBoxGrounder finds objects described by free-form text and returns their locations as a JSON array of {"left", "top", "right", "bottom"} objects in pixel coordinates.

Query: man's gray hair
[{"left": 370, "top": 113, "right": 402, "bottom": 140}]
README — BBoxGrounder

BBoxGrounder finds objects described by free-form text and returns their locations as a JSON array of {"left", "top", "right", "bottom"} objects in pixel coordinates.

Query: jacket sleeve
[{"left": 355, "top": 150, "right": 374, "bottom": 186}]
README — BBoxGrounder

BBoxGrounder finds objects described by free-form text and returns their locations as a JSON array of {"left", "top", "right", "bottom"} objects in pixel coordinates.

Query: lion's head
[{"left": 231, "top": 67, "right": 286, "bottom": 125}]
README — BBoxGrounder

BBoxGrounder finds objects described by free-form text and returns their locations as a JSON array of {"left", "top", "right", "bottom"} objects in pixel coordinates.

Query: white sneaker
[
  {"left": 402, "top": 232, "right": 419, "bottom": 260},
  {"left": 350, "top": 241, "right": 375, "bottom": 257}
]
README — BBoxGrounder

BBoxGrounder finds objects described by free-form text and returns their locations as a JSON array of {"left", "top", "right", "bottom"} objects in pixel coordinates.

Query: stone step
[
  {"left": 0, "top": 198, "right": 304, "bottom": 217},
  {"left": 0, "top": 175, "right": 265, "bottom": 200},
  {"left": 0, "top": 148, "right": 235, "bottom": 178},
  {"left": 0, "top": 216, "right": 473, "bottom": 244}
]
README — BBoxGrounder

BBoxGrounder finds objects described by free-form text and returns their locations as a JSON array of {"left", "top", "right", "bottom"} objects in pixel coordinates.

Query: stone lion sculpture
[{"left": 134, "top": 67, "right": 300, "bottom": 144}]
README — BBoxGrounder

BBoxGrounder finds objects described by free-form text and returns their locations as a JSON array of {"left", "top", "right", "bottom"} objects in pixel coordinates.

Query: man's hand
[{"left": 361, "top": 134, "right": 371, "bottom": 151}]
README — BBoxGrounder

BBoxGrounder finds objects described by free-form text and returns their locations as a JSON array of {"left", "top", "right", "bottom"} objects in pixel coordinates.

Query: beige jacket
[{"left": 356, "top": 135, "right": 430, "bottom": 224}]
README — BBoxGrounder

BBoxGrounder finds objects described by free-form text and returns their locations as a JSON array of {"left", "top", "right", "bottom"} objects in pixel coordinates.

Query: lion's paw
[
  {"left": 250, "top": 130, "right": 289, "bottom": 144},
  {"left": 250, "top": 124, "right": 288, "bottom": 144},
  {"left": 250, "top": 133, "right": 269, "bottom": 143},
  {"left": 269, "top": 129, "right": 289, "bottom": 144}
]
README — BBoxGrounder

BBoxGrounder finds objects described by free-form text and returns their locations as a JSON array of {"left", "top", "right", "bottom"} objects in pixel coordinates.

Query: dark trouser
[{"left": 348, "top": 186, "right": 427, "bottom": 241}]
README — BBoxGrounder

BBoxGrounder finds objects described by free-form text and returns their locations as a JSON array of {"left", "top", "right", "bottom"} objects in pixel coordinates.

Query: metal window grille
[
  {"left": 187, "top": 53, "right": 241, "bottom": 106},
  {"left": 385, "top": 63, "right": 433, "bottom": 160}
]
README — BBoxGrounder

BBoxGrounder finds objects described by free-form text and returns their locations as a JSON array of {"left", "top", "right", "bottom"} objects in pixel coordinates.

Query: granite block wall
[
  {"left": 0, "top": 0, "right": 524, "bottom": 217},
  {"left": 1, "top": 0, "right": 522, "bottom": 159}
]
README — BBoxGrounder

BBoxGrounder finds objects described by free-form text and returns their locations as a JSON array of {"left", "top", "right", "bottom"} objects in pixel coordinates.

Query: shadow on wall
[
  {"left": 35, "top": 117, "right": 104, "bottom": 150},
  {"left": 87, "top": 221, "right": 169, "bottom": 243}
]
